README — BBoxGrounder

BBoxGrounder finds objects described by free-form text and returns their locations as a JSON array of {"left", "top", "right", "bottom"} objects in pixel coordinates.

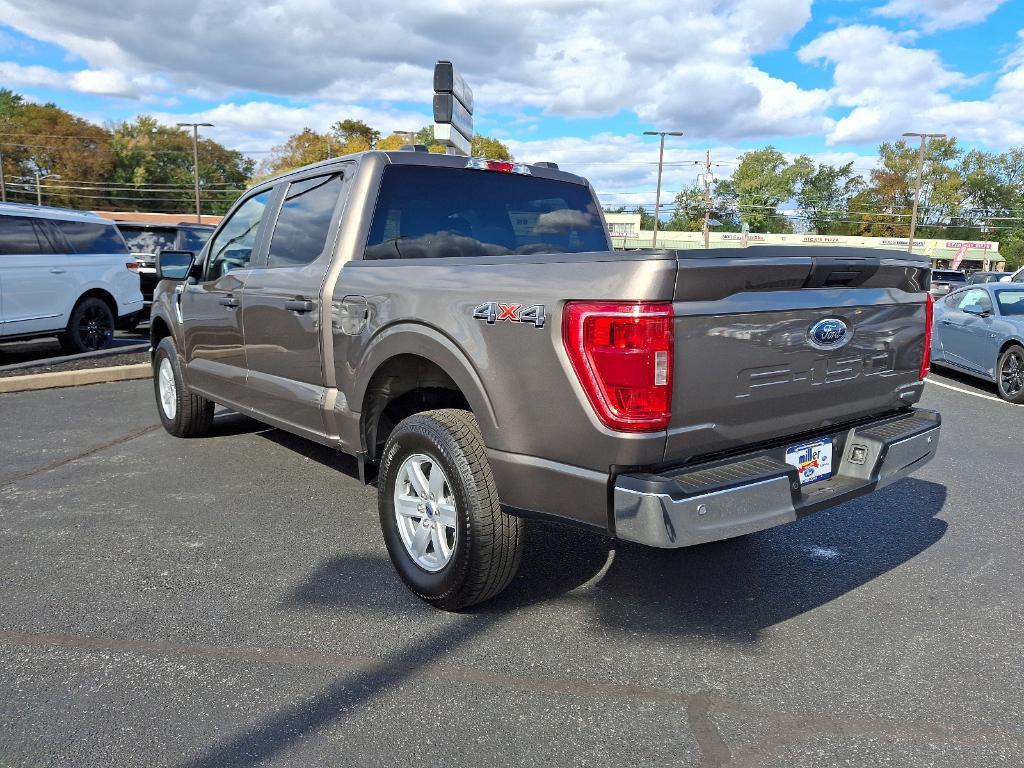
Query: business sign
[
  {"left": 433, "top": 60, "right": 473, "bottom": 156},
  {"left": 945, "top": 240, "right": 993, "bottom": 250}
]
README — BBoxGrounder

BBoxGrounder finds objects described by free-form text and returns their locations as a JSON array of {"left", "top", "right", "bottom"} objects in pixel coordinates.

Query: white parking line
[{"left": 925, "top": 377, "right": 1011, "bottom": 405}]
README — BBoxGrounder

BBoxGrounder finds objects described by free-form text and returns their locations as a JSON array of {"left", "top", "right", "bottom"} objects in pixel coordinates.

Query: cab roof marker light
[{"left": 466, "top": 157, "right": 532, "bottom": 175}]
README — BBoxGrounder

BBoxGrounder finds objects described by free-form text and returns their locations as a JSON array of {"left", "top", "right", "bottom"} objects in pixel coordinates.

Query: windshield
[
  {"left": 120, "top": 227, "right": 177, "bottom": 254},
  {"left": 364, "top": 165, "right": 609, "bottom": 259},
  {"left": 996, "top": 290, "right": 1024, "bottom": 316}
]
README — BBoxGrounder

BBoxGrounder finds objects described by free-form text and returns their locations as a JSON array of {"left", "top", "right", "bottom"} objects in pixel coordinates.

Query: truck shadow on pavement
[{"left": 183, "top": 478, "right": 946, "bottom": 768}]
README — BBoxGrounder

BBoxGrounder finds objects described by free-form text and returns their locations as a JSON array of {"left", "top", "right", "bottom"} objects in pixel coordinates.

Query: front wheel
[
  {"left": 378, "top": 409, "right": 523, "bottom": 610},
  {"left": 58, "top": 297, "right": 114, "bottom": 354},
  {"left": 996, "top": 344, "right": 1024, "bottom": 404},
  {"left": 152, "top": 337, "right": 215, "bottom": 437}
]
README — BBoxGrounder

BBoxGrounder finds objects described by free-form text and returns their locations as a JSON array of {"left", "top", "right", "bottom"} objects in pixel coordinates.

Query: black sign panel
[
  {"left": 433, "top": 93, "right": 474, "bottom": 141},
  {"left": 433, "top": 60, "right": 474, "bottom": 114}
]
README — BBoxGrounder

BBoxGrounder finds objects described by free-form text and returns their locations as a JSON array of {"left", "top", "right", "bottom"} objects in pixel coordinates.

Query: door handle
[
  {"left": 218, "top": 295, "right": 240, "bottom": 308},
  {"left": 49, "top": 268, "right": 66, "bottom": 274},
  {"left": 284, "top": 298, "right": 315, "bottom": 313},
  {"left": 939, "top": 319, "right": 953, "bottom": 325}
]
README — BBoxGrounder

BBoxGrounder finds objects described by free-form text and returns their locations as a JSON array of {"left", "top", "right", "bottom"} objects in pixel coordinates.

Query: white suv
[{"left": 0, "top": 203, "right": 144, "bottom": 353}]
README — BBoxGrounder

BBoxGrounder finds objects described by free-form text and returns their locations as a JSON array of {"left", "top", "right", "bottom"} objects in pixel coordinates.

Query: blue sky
[{"left": 1, "top": 0, "right": 1022, "bottom": 206}]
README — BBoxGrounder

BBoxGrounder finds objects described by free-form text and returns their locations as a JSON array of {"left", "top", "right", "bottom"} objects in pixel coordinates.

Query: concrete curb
[{"left": 0, "top": 364, "right": 152, "bottom": 394}]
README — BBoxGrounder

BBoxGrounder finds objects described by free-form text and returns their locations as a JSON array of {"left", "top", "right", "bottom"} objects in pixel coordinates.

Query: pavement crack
[
  {"left": 0, "top": 423, "right": 160, "bottom": 490},
  {"left": 687, "top": 691, "right": 733, "bottom": 767}
]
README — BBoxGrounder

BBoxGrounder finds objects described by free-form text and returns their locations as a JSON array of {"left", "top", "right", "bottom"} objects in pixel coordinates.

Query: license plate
[{"left": 785, "top": 438, "right": 833, "bottom": 486}]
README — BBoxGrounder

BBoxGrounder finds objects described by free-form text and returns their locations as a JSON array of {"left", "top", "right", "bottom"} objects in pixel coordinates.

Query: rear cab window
[
  {"left": 266, "top": 174, "right": 344, "bottom": 268},
  {"left": 120, "top": 227, "right": 177, "bottom": 254},
  {"left": 363, "top": 165, "right": 609, "bottom": 260}
]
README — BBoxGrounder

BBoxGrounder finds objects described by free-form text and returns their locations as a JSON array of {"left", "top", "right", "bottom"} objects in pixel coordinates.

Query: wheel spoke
[
  {"left": 407, "top": 460, "right": 430, "bottom": 498},
  {"left": 437, "top": 501, "right": 457, "bottom": 528},
  {"left": 430, "top": 527, "right": 447, "bottom": 561},
  {"left": 411, "top": 524, "right": 431, "bottom": 557},
  {"left": 428, "top": 463, "right": 445, "bottom": 498},
  {"left": 395, "top": 494, "right": 422, "bottom": 518}
]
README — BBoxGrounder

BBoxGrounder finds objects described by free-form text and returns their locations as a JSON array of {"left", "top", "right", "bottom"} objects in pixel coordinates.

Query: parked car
[
  {"left": 0, "top": 203, "right": 143, "bottom": 352},
  {"left": 999, "top": 267, "right": 1024, "bottom": 283},
  {"left": 929, "top": 269, "right": 967, "bottom": 296},
  {"left": 148, "top": 150, "right": 940, "bottom": 609},
  {"left": 115, "top": 221, "right": 214, "bottom": 327},
  {"left": 931, "top": 284, "right": 1024, "bottom": 402},
  {"left": 967, "top": 271, "right": 1012, "bottom": 284}
]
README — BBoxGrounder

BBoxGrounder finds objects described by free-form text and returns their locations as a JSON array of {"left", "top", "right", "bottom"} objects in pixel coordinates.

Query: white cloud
[
  {"left": 0, "top": 0, "right": 828, "bottom": 141},
  {"left": 0, "top": 60, "right": 151, "bottom": 96},
  {"left": 873, "top": 0, "right": 1007, "bottom": 33}
]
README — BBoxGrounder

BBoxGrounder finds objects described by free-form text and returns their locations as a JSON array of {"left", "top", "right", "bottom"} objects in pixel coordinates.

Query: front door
[
  {"left": 941, "top": 288, "right": 996, "bottom": 374},
  {"left": 0, "top": 215, "right": 73, "bottom": 337},
  {"left": 241, "top": 172, "right": 347, "bottom": 436},
  {"left": 180, "top": 189, "right": 273, "bottom": 405}
]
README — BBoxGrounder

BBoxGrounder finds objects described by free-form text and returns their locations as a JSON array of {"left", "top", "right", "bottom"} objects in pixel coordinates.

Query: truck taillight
[
  {"left": 920, "top": 293, "right": 934, "bottom": 380},
  {"left": 563, "top": 301, "right": 674, "bottom": 432},
  {"left": 126, "top": 261, "right": 141, "bottom": 273}
]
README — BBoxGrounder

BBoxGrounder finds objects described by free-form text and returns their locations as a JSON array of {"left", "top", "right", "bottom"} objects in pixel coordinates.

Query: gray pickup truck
[{"left": 150, "top": 149, "right": 941, "bottom": 609}]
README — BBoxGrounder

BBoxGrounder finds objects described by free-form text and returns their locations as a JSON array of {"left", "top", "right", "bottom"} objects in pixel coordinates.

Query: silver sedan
[{"left": 931, "top": 284, "right": 1024, "bottom": 403}]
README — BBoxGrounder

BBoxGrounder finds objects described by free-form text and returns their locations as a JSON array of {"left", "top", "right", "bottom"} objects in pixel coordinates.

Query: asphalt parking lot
[{"left": 0, "top": 369, "right": 1021, "bottom": 767}]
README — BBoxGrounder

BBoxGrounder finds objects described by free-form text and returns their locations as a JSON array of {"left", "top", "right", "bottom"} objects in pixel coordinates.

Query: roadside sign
[
  {"left": 433, "top": 60, "right": 474, "bottom": 157},
  {"left": 433, "top": 93, "right": 474, "bottom": 142},
  {"left": 432, "top": 123, "right": 472, "bottom": 156}
]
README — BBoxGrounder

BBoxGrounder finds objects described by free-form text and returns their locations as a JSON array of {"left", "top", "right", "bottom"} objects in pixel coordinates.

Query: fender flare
[{"left": 351, "top": 322, "right": 499, "bottom": 445}]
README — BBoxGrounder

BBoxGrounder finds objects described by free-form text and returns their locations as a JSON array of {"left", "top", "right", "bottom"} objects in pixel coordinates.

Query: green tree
[
  {"left": 257, "top": 127, "right": 334, "bottom": 177},
  {"left": 795, "top": 161, "right": 864, "bottom": 235},
  {"left": 716, "top": 147, "right": 807, "bottom": 233},
  {"left": 471, "top": 135, "right": 513, "bottom": 160},
  {"left": 331, "top": 119, "right": 379, "bottom": 153},
  {"left": 634, "top": 205, "right": 656, "bottom": 230}
]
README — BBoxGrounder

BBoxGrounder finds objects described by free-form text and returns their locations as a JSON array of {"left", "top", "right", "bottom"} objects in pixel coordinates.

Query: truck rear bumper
[{"left": 613, "top": 409, "right": 940, "bottom": 548}]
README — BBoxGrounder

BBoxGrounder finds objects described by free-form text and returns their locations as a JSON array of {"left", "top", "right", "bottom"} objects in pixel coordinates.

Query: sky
[{"left": 1, "top": 0, "right": 1022, "bottom": 210}]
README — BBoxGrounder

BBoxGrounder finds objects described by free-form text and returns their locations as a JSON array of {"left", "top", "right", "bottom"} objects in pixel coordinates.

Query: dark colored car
[
  {"left": 967, "top": 271, "right": 1012, "bottom": 284},
  {"left": 115, "top": 222, "right": 214, "bottom": 324},
  {"left": 930, "top": 269, "right": 967, "bottom": 297}
]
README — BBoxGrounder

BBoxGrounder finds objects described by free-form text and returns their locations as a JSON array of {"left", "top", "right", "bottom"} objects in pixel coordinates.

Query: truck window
[
  {"left": 206, "top": 191, "right": 271, "bottom": 279},
  {"left": 53, "top": 220, "right": 129, "bottom": 255},
  {"left": 266, "top": 174, "right": 343, "bottom": 268},
  {"left": 363, "top": 165, "right": 609, "bottom": 260}
]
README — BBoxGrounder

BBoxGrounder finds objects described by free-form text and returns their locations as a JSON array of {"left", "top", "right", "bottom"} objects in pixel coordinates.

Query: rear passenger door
[
  {"left": 240, "top": 171, "right": 347, "bottom": 437},
  {"left": 0, "top": 215, "right": 72, "bottom": 336}
]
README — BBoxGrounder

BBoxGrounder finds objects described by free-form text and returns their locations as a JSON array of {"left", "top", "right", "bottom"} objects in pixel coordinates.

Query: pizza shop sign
[{"left": 944, "top": 241, "right": 993, "bottom": 250}]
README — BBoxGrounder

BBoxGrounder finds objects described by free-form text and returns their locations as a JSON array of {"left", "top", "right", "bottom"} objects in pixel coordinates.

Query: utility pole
[
  {"left": 643, "top": 130, "right": 683, "bottom": 248},
  {"left": 0, "top": 151, "right": 6, "bottom": 203},
  {"left": 902, "top": 131, "right": 945, "bottom": 254},
  {"left": 700, "top": 149, "right": 713, "bottom": 249},
  {"left": 177, "top": 122, "right": 214, "bottom": 223}
]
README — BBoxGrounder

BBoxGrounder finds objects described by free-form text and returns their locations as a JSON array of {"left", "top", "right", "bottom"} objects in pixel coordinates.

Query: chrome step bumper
[{"left": 613, "top": 409, "right": 940, "bottom": 548}]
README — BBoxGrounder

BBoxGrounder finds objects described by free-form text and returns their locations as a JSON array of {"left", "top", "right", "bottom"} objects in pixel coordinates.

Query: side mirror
[
  {"left": 156, "top": 250, "right": 196, "bottom": 281},
  {"left": 962, "top": 304, "right": 990, "bottom": 317}
]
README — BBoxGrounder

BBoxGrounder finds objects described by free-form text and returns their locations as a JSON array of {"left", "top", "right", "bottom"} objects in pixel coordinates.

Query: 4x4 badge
[{"left": 472, "top": 302, "right": 545, "bottom": 328}]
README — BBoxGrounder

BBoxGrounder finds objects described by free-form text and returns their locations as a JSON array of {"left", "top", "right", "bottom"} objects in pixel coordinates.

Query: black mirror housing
[{"left": 156, "top": 250, "right": 196, "bottom": 281}]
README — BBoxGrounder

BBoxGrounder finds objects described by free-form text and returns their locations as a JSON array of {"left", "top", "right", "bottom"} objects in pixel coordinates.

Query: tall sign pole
[
  {"left": 177, "top": 122, "right": 214, "bottom": 223},
  {"left": 902, "top": 131, "right": 945, "bottom": 254},
  {"left": 0, "top": 151, "right": 6, "bottom": 203},
  {"left": 643, "top": 130, "right": 683, "bottom": 249},
  {"left": 433, "top": 61, "right": 474, "bottom": 156}
]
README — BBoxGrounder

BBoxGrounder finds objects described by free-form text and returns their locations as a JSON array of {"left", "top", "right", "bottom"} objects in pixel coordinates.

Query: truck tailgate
[{"left": 666, "top": 248, "right": 930, "bottom": 463}]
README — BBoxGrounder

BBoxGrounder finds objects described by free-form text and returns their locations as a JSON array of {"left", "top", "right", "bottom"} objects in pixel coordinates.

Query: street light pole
[
  {"left": 0, "top": 151, "right": 6, "bottom": 203},
  {"left": 643, "top": 130, "right": 683, "bottom": 248},
  {"left": 902, "top": 131, "right": 945, "bottom": 254},
  {"left": 177, "top": 122, "right": 214, "bottom": 224},
  {"left": 35, "top": 172, "right": 60, "bottom": 206}
]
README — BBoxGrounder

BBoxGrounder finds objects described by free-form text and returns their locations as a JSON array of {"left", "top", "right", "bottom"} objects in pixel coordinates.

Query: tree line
[
  {"left": 0, "top": 88, "right": 512, "bottom": 216},
  {"left": 610, "top": 141, "right": 1024, "bottom": 269}
]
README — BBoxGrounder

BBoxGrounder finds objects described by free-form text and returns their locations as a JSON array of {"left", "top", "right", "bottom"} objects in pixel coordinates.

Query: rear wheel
[
  {"left": 378, "top": 409, "right": 523, "bottom": 610},
  {"left": 152, "top": 337, "right": 214, "bottom": 437},
  {"left": 58, "top": 297, "right": 114, "bottom": 354},
  {"left": 996, "top": 344, "right": 1024, "bottom": 404}
]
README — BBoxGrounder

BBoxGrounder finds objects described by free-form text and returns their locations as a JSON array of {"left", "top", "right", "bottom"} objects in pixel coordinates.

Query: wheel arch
[{"left": 353, "top": 325, "right": 498, "bottom": 464}]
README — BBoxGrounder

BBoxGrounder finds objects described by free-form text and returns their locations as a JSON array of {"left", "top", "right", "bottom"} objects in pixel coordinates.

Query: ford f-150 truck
[{"left": 149, "top": 149, "right": 941, "bottom": 610}]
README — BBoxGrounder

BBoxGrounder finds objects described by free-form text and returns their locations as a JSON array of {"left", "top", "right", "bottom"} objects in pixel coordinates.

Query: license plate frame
[{"left": 785, "top": 438, "right": 834, "bottom": 486}]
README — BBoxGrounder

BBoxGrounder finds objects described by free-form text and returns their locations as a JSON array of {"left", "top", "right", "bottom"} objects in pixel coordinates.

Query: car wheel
[
  {"left": 996, "top": 344, "right": 1024, "bottom": 404},
  {"left": 378, "top": 409, "right": 523, "bottom": 610},
  {"left": 58, "top": 297, "right": 115, "bottom": 354},
  {"left": 152, "top": 337, "right": 215, "bottom": 437}
]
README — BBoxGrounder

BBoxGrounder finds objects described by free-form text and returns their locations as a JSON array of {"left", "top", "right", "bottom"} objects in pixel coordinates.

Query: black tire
[
  {"left": 152, "top": 337, "right": 214, "bottom": 437},
  {"left": 58, "top": 296, "right": 115, "bottom": 353},
  {"left": 996, "top": 344, "right": 1024, "bottom": 404},
  {"left": 378, "top": 409, "right": 523, "bottom": 610}
]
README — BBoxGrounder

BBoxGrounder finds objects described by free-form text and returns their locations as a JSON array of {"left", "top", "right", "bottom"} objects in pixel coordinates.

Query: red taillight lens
[
  {"left": 126, "top": 261, "right": 141, "bottom": 273},
  {"left": 563, "top": 301, "right": 674, "bottom": 432},
  {"left": 919, "top": 293, "right": 934, "bottom": 379}
]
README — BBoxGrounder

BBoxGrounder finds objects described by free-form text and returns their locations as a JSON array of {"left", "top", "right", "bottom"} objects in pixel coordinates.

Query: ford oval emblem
[{"left": 808, "top": 318, "right": 849, "bottom": 349}]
